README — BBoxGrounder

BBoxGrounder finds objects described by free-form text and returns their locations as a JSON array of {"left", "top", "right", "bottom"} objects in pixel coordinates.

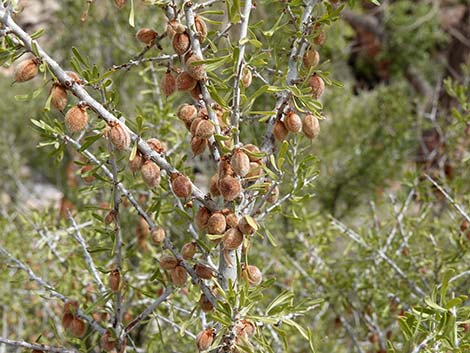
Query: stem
[
  {"left": 67, "top": 210, "right": 106, "bottom": 296},
  {"left": 231, "top": 0, "right": 252, "bottom": 146},
  {"left": 0, "top": 245, "right": 106, "bottom": 334},
  {"left": 0, "top": 338, "right": 77, "bottom": 353},
  {"left": 109, "top": 142, "right": 124, "bottom": 349},
  {"left": 124, "top": 287, "right": 174, "bottom": 334}
]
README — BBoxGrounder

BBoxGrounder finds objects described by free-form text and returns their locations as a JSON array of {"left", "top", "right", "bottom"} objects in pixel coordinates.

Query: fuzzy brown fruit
[
  {"left": 303, "top": 48, "right": 320, "bottom": 68},
  {"left": 284, "top": 111, "right": 302, "bottom": 133},
  {"left": 136, "top": 28, "right": 157, "bottom": 45},
  {"left": 266, "top": 185, "right": 280, "bottom": 203},
  {"left": 136, "top": 216, "right": 150, "bottom": 238},
  {"left": 166, "top": 19, "right": 183, "bottom": 39},
  {"left": 209, "top": 174, "right": 220, "bottom": 197},
  {"left": 225, "top": 212, "right": 239, "bottom": 228},
  {"left": 128, "top": 153, "right": 144, "bottom": 173},
  {"left": 196, "top": 328, "right": 215, "bottom": 351},
  {"left": 141, "top": 161, "right": 161, "bottom": 188},
  {"left": 100, "top": 331, "right": 116, "bottom": 351},
  {"left": 108, "top": 269, "right": 120, "bottom": 292},
  {"left": 194, "top": 263, "right": 214, "bottom": 280},
  {"left": 242, "top": 264, "right": 262, "bottom": 286},
  {"left": 104, "top": 210, "right": 116, "bottom": 225},
  {"left": 176, "top": 71, "right": 197, "bottom": 91},
  {"left": 231, "top": 149, "right": 250, "bottom": 177},
  {"left": 182, "top": 241, "right": 197, "bottom": 260},
  {"left": 241, "top": 67, "right": 252, "bottom": 88},
  {"left": 199, "top": 293, "right": 214, "bottom": 312},
  {"left": 218, "top": 157, "right": 235, "bottom": 178},
  {"left": 194, "top": 15, "right": 208, "bottom": 42},
  {"left": 151, "top": 227, "right": 166, "bottom": 245},
  {"left": 190, "top": 83, "right": 203, "bottom": 100},
  {"left": 235, "top": 319, "right": 256, "bottom": 338},
  {"left": 192, "top": 119, "right": 215, "bottom": 139},
  {"left": 177, "top": 104, "right": 197, "bottom": 127},
  {"left": 51, "top": 84, "right": 68, "bottom": 111},
  {"left": 160, "top": 255, "right": 178, "bottom": 270},
  {"left": 70, "top": 317, "right": 86, "bottom": 338},
  {"left": 65, "top": 105, "right": 88, "bottom": 133},
  {"left": 223, "top": 227, "right": 244, "bottom": 250},
  {"left": 273, "top": 120, "right": 288, "bottom": 141},
  {"left": 243, "top": 144, "right": 262, "bottom": 162},
  {"left": 195, "top": 206, "right": 211, "bottom": 230},
  {"left": 238, "top": 216, "right": 258, "bottom": 235},
  {"left": 147, "top": 138, "right": 167, "bottom": 154},
  {"left": 314, "top": 31, "right": 327, "bottom": 46},
  {"left": 207, "top": 212, "right": 227, "bottom": 235},
  {"left": 64, "top": 300, "right": 79, "bottom": 314},
  {"left": 109, "top": 123, "right": 131, "bottom": 150},
  {"left": 171, "top": 174, "right": 192, "bottom": 198},
  {"left": 172, "top": 32, "right": 190, "bottom": 55},
  {"left": 308, "top": 74, "right": 325, "bottom": 99},
  {"left": 191, "top": 137, "right": 208, "bottom": 156},
  {"left": 302, "top": 114, "right": 320, "bottom": 139},
  {"left": 66, "top": 71, "right": 82, "bottom": 85},
  {"left": 219, "top": 175, "right": 241, "bottom": 201},
  {"left": 170, "top": 265, "right": 188, "bottom": 287},
  {"left": 185, "top": 54, "right": 206, "bottom": 81},
  {"left": 161, "top": 70, "right": 176, "bottom": 97},
  {"left": 62, "top": 313, "right": 74, "bottom": 330},
  {"left": 15, "top": 58, "right": 39, "bottom": 82}
]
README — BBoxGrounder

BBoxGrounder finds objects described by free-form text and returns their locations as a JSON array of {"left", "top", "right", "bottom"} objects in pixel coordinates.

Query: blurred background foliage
[{"left": 1, "top": 0, "right": 470, "bottom": 353}]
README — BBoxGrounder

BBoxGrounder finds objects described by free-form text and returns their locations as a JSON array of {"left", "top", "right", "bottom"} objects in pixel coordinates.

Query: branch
[
  {"left": 67, "top": 210, "right": 107, "bottom": 296},
  {"left": 0, "top": 338, "right": 77, "bottom": 353},
  {"left": 231, "top": 0, "right": 252, "bottom": 146},
  {"left": 0, "top": 245, "right": 106, "bottom": 334},
  {"left": 424, "top": 174, "right": 470, "bottom": 223},
  {"left": 109, "top": 142, "right": 125, "bottom": 349},
  {"left": 124, "top": 287, "right": 174, "bottom": 334},
  {"left": 330, "top": 217, "right": 426, "bottom": 297},
  {"left": 0, "top": 6, "right": 216, "bottom": 211}
]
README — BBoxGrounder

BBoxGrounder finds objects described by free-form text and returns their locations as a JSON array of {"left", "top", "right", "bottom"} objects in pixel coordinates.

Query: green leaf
[
  {"left": 266, "top": 291, "right": 294, "bottom": 315},
  {"left": 72, "top": 47, "right": 88, "bottom": 68},
  {"left": 79, "top": 133, "right": 102, "bottom": 152},
  {"left": 30, "top": 28, "right": 45, "bottom": 40}
]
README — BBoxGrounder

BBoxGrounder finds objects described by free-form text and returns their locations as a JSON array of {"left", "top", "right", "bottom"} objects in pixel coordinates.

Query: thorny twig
[
  {"left": 67, "top": 210, "right": 107, "bottom": 296},
  {"left": 0, "top": 338, "right": 77, "bottom": 353},
  {"left": 0, "top": 245, "right": 106, "bottom": 334}
]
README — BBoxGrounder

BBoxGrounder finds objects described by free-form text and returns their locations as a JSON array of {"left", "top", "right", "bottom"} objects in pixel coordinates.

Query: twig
[
  {"left": 424, "top": 174, "right": 470, "bottom": 223},
  {"left": 125, "top": 287, "right": 174, "bottom": 334},
  {"left": 0, "top": 338, "right": 77, "bottom": 353},
  {"left": 155, "top": 314, "right": 197, "bottom": 339},
  {"left": 109, "top": 142, "right": 125, "bottom": 349},
  {"left": 231, "top": 0, "right": 252, "bottom": 146},
  {"left": 66, "top": 210, "right": 107, "bottom": 296},
  {"left": 330, "top": 217, "right": 426, "bottom": 297},
  {"left": 0, "top": 245, "right": 106, "bottom": 334}
]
